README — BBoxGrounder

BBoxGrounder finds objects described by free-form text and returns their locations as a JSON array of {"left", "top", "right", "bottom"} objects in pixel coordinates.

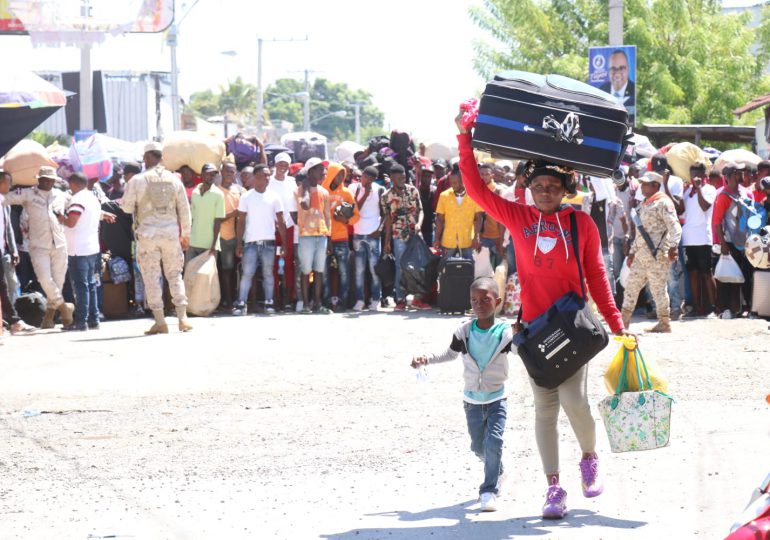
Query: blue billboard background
[{"left": 589, "top": 45, "right": 637, "bottom": 126}]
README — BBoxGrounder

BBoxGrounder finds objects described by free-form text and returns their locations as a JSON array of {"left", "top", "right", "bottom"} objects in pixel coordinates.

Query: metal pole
[
  {"left": 303, "top": 69, "right": 310, "bottom": 132},
  {"left": 256, "top": 37, "right": 263, "bottom": 136},
  {"left": 169, "top": 24, "right": 180, "bottom": 132},
  {"left": 609, "top": 0, "right": 623, "bottom": 46},
  {"left": 354, "top": 103, "right": 361, "bottom": 144},
  {"left": 79, "top": 44, "right": 93, "bottom": 130}
]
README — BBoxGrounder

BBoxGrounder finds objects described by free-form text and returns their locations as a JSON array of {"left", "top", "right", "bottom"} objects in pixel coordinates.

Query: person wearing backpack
[{"left": 712, "top": 162, "right": 757, "bottom": 318}]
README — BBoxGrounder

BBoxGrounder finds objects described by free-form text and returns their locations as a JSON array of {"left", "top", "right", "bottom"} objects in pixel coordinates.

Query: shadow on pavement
[
  {"left": 72, "top": 335, "right": 148, "bottom": 343},
  {"left": 320, "top": 501, "right": 648, "bottom": 539}
]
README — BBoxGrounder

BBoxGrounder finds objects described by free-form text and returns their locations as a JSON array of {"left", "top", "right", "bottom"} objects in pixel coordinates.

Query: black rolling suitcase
[
  {"left": 439, "top": 256, "right": 474, "bottom": 314},
  {"left": 472, "top": 70, "right": 631, "bottom": 178}
]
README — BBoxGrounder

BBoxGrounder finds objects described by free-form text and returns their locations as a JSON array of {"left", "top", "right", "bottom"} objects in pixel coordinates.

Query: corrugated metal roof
[
  {"left": 734, "top": 94, "right": 770, "bottom": 117},
  {"left": 32, "top": 71, "right": 173, "bottom": 142}
]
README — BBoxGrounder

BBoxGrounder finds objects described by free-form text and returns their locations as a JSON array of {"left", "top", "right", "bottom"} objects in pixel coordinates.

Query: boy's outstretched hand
[{"left": 411, "top": 355, "right": 430, "bottom": 369}]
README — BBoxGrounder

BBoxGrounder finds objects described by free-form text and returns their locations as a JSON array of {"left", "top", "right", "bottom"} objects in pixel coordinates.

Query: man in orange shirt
[
  {"left": 478, "top": 163, "right": 506, "bottom": 266},
  {"left": 296, "top": 158, "right": 332, "bottom": 314},
  {"left": 322, "top": 163, "right": 360, "bottom": 312},
  {"left": 218, "top": 161, "right": 246, "bottom": 311}
]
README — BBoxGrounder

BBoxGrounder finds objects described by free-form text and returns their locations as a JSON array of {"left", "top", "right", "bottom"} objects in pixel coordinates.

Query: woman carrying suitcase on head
[{"left": 455, "top": 110, "right": 635, "bottom": 519}]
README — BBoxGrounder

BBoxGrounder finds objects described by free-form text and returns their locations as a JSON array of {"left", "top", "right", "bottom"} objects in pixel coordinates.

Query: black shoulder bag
[{"left": 512, "top": 212, "right": 610, "bottom": 389}]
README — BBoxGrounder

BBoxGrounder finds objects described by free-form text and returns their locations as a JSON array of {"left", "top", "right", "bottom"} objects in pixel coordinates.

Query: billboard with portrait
[
  {"left": 0, "top": 0, "right": 174, "bottom": 34},
  {"left": 589, "top": 45, "right": 637, "bottom": 126}
]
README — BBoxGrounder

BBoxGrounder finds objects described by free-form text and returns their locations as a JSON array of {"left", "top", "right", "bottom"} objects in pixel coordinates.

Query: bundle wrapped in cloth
[
  {"left": 1, "top": 139, "right": 57, "bottom": 186},
  {"left": 161, "top": 131, "right": 225, "bottom": 174},
  {"left": 603, "top": 335, "right": 668, "bottom": 394}
]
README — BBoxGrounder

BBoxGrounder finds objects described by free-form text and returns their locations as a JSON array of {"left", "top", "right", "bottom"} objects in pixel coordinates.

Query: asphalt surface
[{"left": 1, "top": 311, "right": 768, "bottom": 539}]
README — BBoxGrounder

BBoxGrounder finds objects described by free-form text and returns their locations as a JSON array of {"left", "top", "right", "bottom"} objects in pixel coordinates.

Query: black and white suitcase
[
  {"left": 439, "top": 257, "right": 474, "bottom": 314},
  {"left": 472, "top": 70, "right": 631, "bottom": 178},
  {"left": 753, "top": 270, "right": 770, "bottom": 318}
]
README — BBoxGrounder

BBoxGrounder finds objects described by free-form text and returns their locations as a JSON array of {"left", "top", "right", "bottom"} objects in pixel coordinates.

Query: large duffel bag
[
  {"left": 14, "top": 292, "right": 47, "bottom": 327},
  {"left": 472, "top": 70, "right": 631, "bottom": 178}
]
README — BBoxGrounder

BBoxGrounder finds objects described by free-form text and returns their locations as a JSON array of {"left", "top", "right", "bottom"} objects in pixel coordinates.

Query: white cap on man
[
  {"left": 274, "top": 152, "right": 291, "bottom": 165},
  {"left": 144, "top": 141, "right": 163, "bottom": 154}
]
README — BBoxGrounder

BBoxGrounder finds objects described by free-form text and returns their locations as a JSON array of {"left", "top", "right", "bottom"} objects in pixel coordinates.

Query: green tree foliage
[
  {"left": 186, "top": 76, "right": 256, "bottom": 121},
  {"left": 264, "top": 77, "right": 384, "bottom": 141},
  {"left": 27, "top": 131, "right": 68, "bottom": 147},
  {"left": 470, "top": 0, "right": 770, "bottom": 125},
  {"left": 186, "top": 77, "right": 384, "bottom": 141}
]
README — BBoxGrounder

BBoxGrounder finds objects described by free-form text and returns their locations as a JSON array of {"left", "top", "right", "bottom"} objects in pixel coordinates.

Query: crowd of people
[{"left": 1, "top": 129, "right": 769, "bottom": 341}]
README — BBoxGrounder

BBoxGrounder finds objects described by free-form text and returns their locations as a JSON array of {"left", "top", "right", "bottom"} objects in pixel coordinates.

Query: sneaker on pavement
[
  {"left": 479, "top": 492, "right": 498, "bottom": 512},
  {"left": 394, "top": 301, "right": 407, "bottom": 311},
  {"left": 579, "top": 456, "right": 604, "bottom": 498},
  {"left": 720, "top": 309, "right": 733, "bottom": 320},
  {"left": 232, "top": 302, "right": 247, "bottom": 316},
  {"left": 264, "top": 306, "right": 276, "bottom": 315},
  {"left": 61, "top": 323, "right": 88, "bottom": 332},
  {"left": 352, "top": 300, "right": 365, "bottom": 312},
  {"left": 10, "top": 321, "right": 36, "bottom": 335},
  {"left": 295, "top": 301, "right": 304, "bottom": 313},
  {"left": 368, "top": 300, "right": 380, "bottom": 312},
  {"left": 670, "top": 309, "right": 683, "bottom": 321},
  {"left": 542, "top": 479, "right": 567, "bottom": 519},
  {"left": 411, "top": 299, "right": 431, "bottom": 310}
]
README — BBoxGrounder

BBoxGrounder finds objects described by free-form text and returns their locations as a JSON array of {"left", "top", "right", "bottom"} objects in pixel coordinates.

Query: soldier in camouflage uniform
[
  {"left": 122, "top": 142, "right": 193, "bottom": 335},
  {"left": 3, "top": 166, "right": 74, "bottom": 329},
  {"left": 621, "top": 171, "right": 682, "bottom": 333}
]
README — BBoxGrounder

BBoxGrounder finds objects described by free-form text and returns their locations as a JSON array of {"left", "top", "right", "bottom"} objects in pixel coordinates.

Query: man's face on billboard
[{"left": 609, "top": 52, "right": 629, "bottom": 91}]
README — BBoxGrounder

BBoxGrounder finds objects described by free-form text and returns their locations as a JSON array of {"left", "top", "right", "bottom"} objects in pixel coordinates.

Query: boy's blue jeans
[{"left": 464, "top": 398, "right": 507, "bottom": 495}]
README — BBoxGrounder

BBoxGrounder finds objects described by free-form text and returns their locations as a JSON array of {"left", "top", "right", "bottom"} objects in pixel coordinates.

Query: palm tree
[{"left": 219, "top": 77, "right": 257, "bottom": 123}]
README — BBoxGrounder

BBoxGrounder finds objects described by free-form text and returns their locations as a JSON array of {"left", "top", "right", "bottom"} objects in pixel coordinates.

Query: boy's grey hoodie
[{"left": 431, "top": 319, "right": 514, "bottom": 400}]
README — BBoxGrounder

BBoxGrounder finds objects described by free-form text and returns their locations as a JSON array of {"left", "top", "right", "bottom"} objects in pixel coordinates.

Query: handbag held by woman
[
  {"left": 512, "top": 213, "right": 610, "bottom": 389},
  {"left": 597, "top": 343, "right": 673, "bottom": 453}
]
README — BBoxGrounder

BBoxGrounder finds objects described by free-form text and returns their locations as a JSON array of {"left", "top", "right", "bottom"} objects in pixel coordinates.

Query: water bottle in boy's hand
[
  {"left": 415, "top": 365, "right": 428, "bottom": 383},
  {"left": 411, "top": 355, "right": 429, "bottom": 383}
]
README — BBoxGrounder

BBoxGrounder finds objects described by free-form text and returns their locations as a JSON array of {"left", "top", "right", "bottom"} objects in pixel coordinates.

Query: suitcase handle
[{"left": 542, "top": 112, "right": 583, "bottom": 145}]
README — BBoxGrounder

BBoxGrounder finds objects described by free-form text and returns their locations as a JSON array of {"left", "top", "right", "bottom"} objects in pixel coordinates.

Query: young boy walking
[{"left": 411, "top": 277, "right": 513, "bottom": 512}]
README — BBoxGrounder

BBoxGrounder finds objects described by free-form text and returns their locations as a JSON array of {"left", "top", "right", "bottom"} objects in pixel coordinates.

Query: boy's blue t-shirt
[{"left": 464, "top": 320, "right": 507, "bottom": 403}]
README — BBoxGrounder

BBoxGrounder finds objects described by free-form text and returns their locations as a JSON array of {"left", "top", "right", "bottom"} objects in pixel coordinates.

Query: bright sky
[{"left": 4, "top": 0, "right": 491, "bottom": 145}]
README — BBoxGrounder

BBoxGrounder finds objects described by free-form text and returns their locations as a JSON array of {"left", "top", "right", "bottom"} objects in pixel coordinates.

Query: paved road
[{"left": 1, "top": 312, "right": 768, "bottom": 539}]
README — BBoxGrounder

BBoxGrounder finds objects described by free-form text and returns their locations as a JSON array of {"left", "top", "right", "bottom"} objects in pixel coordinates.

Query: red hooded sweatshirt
[{"left": 458, "top": 133, "right": 623, "bottom": 333}]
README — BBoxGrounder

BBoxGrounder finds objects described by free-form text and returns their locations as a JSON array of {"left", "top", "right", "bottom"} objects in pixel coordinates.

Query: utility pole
[
  {"left": 167, "top": 1, "right": 202, "bottom": 134},
  {"left": 256, "top": 38, "right": 263, "bottom": 135},
  {"left": 168, "top": 25, "right": 180, "bottom": 132},
  {"left": 353, "top": 102, "right": 363, "bottom": 144},
  {"left": 609, "top": 0, "right": 623, "bottom": 46},
  {"left": 78, "top": 0, "right": 93, "bottom": 131},
  {"left": 303, "top": 69, "right": 311, "bottom": 131},
  {"left": 255, "top": 36, "right": 308, "bottom": 137},
  {"left": 79, "top": 43, "right": 93, "bottom": 130}
]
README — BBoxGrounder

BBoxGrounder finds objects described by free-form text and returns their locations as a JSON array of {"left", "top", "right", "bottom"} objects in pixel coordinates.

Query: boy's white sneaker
[
  {"left": 352, "top": 300, "right": 365, "bottom": 312},
  {"left": 368, "top": 300, "right": 380, "bottom": 312},
  {"left": 479, "top": 492, "right": 498, "bottom": 512}
]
